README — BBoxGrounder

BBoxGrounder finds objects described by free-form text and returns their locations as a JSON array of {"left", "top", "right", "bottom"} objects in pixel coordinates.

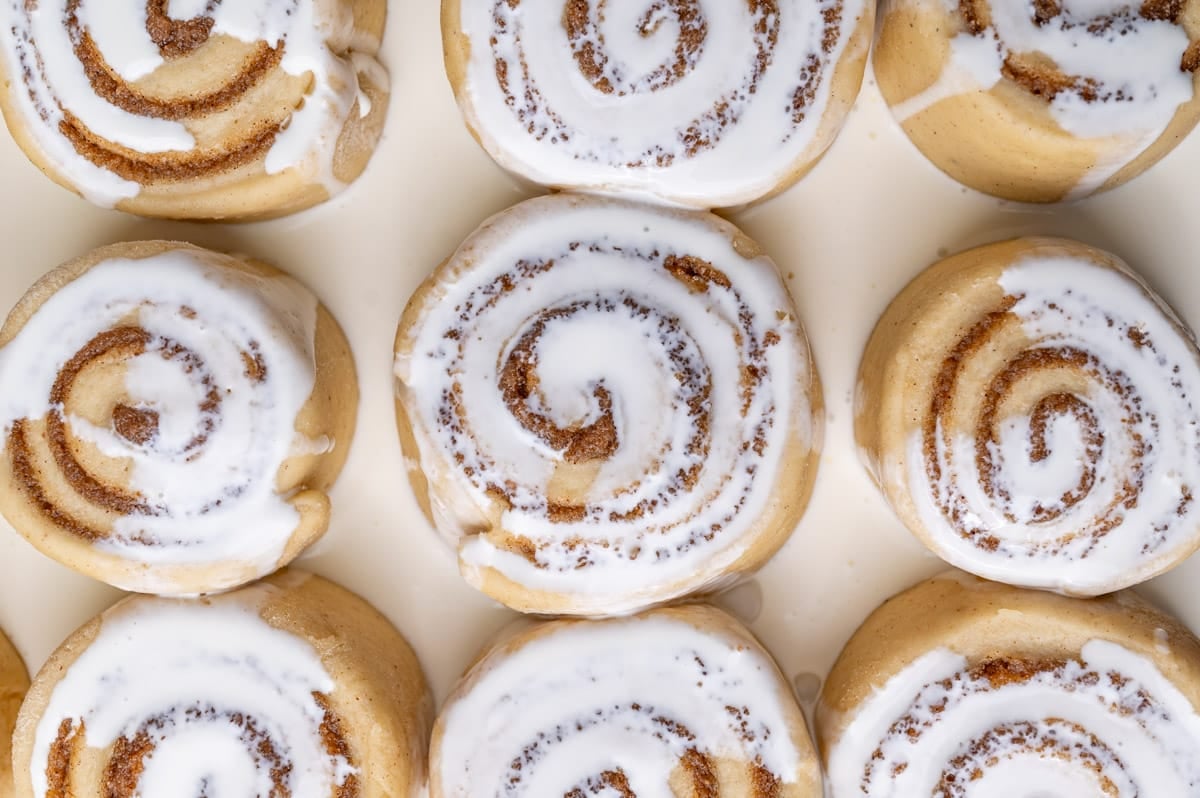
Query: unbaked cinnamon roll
[
  {"left": 394, "top": 194, "right": 823, "bottom": 616},
  {"left": 432, "top": 604, "right": 819, "bottom": 797},
  {"left": 817, "top": 571, "right": 1200, "bottom": 795},
  {"left": 0, "top": 241, "right": 358, "bottom": 595},
  {"left": 11, "top": 570, "right": 432, "bottom": 798},
  {"left": 0, "top": 1, "right": 389, "bottom": 220},
  {"left": 874, "top": 0, "right": 1200, "bottom": 201},
  {"left": 442, "top": 0, "right": 873, "bottom": 208},
  {"left": 0, "top": 626, "right": 29, "bottom": 798},
  {"left": 855, "top": 237, "right": 1200, "bottom": 595}
]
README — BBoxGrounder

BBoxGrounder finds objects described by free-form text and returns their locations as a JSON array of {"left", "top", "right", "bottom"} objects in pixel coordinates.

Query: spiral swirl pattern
[
  {"left": 819, "top": 575, "right": 1200, "bottom": 796},
  {"left": 431, "top": 605, "right": 819, "bottom": 797},
  {"left": 445, "top": 0, "right": 871, "bottom": 207},
  {"left": 394, "top": 195, "right": 821, "bottom": 615},
  {"left": 857, "top": 239, "right": 1200, "bottom": 594},
  {"left": 0, "top": 242, "right": 351, "bottom": 594},
  {"left": 877, "top": 0, "right": 1200, "bottom": 199},
  {"left": 0, "top": 0, "right": 388, "bottom": 216},
  {"left": 16, "top": 572, "right": 430, "bottom": 798}
]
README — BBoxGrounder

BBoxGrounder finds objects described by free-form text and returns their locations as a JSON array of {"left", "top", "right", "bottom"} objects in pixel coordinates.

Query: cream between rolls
[{"left": 394, "top": 194, "right": 823, "bottom": 616}]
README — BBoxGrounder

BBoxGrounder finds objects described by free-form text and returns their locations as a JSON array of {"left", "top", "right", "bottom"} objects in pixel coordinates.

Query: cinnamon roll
[
  {"left": 431, "top": 604, "right": 819, "bottom": 797},
  {"left": 855, "top": 237, "right": 1200, "bottom": 595},
  {"left": 442, "top": 0, "right": 873, "bottom": 208},
  {"left": 0, "top": 1, "right": 389, "bottom": 220},
  {"left": 0, "top": 241, "right": 358, "bottom": 595},
  {"left": 817, "top": 571, "right": 1200, "bottom": 795},
  {"left": 11, "top": 570, "right": 432, "bottom": 798},
  {"left": 394, "top": 194, "right": 823, "bottom": 615},
  {"left": 0, "top": 627, "right": 30, "bottom": 798},
  {"left": 874, "top": 0, "right": 1200, "bottom": 201}
]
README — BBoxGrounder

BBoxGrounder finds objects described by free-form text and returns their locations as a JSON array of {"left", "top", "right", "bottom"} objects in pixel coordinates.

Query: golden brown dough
[
  {"left": 12, "top": 570, "right": 431, "bottom": 798},
  {"left": 0, "top": 241, "right": 358, "bottom": 595},
  {"left": 0, "top": 1, "right": 389, "bottom": 220},
  {"left": 394, "top": 194, "right": 823, "bottom": 616},
  {"left": 855, "top": 237, "right": 1200, "bottom": 595},
  {"left": 874, "top": 0, "right": 1200, "bottom": 201},
  {"left": 442, "top": 0, "right": 873, "bottom": 208},
  {"left": 0, "top": 627, "right": 29, "bottom": 798},
  {"left": 817, "top": 571, "right": 1200, "bottom": 795},
  {"left": 432, "top": 603, "right": 820, "bottom": 797}
]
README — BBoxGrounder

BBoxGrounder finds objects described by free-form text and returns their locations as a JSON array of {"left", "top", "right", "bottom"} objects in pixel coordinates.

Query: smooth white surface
[{"left": 0, "top": 1, "right": 1198, "bottom": 714}]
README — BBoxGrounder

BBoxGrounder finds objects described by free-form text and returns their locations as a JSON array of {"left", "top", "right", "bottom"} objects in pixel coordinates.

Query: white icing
[
  {"left": 897, "top": 254, "right": 1200, "bottom": 594},
  {"left": 395, "top": 196, "right": 819, "bottom": 614},
  {"left": 0, "top": 0, "right": 386, "bottom": 206},
  {"left": 456, "top": 0, "right": 868, "bottom": 208},
  {"left": 886, "top": 0, "right": 1196, "bottom": 197},
  {"left": 0, "top": 249, "right": 320, "bottom": 587},
  {"left": 436, "top": 612, "right": 803, "bottom": 795},
  {"left": 826, "top": 640, "right": 1200, "bottom": 795},
  {"left": 28, "top": 581, "right": 356, "bottom": 798}
]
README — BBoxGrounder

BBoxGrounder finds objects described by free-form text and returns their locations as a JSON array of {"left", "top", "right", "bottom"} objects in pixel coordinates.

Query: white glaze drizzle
[
  {"left": 436, "top": 612, "right": 803, "bottom": 796},
  {"left": 896, "top": 254, "right": 1200, "bottom": 594},
  {"left": 0, "top": 0, "right": 386, "bottom": 206},
  {"left": 456, "top": 0, "right": 867, "bottom": 208},
  {"left": 886, "top": 0, "right": 1196, "bottom": 197},
  {"left": 395, "top": 196, "right": 818, "bottom": 613},
  {"left": 28, "top": 579, "right": 356, "bottom": 798},
  {"left": 825, "top": 640, "right": 1200, "bottom": 795},
  {"left": 0, "top": 249, "right": 320, "bottom": 583}
]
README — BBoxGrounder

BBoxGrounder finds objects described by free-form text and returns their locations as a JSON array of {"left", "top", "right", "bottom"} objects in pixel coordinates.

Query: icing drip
[
  {"left": 0, "top": 0, "right": 386, "bottom": 206},
  {"left": 826, "top": 641, "right": 1200, "bottom": 795},
  {"left": 891, "top": 0, "right": 1197, "bottom": 196},
  {"left": 898, "top": 255, "right": 1200, "bottom": 594},
  {"left": 456, "top": 0, "right": 867, "bottom": 206},
  {"left": 395, "top": 197, "right": 818, "bottom": 611},
  {"left": 28, "top": 580, "right": 358, "bottom": 798},
  {"left": 0, "top": 250, "right": 319, "bottom": 582},
  {"left": 435, "top": 611, "right": 803, "bottom": 796}
]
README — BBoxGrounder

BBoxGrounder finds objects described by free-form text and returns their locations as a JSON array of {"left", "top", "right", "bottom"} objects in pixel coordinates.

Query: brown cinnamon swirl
[
  {"left": 855, "top": 237, "right": 1200, "bottom": 595},
  {"left": 0, "top": 241, "right": 358, "bottom": 595},
  {"left": 0, "top": 1, "right": 388, "bottom": 219},
  {"left": 431, "top": 604, "right": 820, "bottom": 797},
  {"left": 817, "top": 571, "right": 1200, "bottom": 795},
  {"left": 874, "top": 0, "right": 1200, "bottom": 201},
  {"left": 394, "top": 194, "right": 823, "bottom": 616},
  {"left": 442, "top": 0, "right": 873, "bottom": 208},
  {"left": 10, "top": 570, "right": 432, "bottom": 798}
]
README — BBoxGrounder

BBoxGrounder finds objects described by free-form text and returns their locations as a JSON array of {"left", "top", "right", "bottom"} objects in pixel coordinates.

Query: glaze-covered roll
[
  {"left": 0, "top": 1, "right": 389, "bottom": 220},
  {"left": 817, "top": 571, "right": 1200, "bottom": 795},
  {"left": 855, "top": 238, "right": 1200, "bottom": 595},
  {"left": 0, "top": 627, "right": 30, "bottom": 798},
  {"left": 394, "top": 194, "right": 823, "bottom": 616},
  {"left": 431, "top": 604, "right": 819, "bottom": 797},
  {"left": 0, "top": 241, "right": 358, "bottom": 595},
  {"left": 874, "top": 0, "right": 1200, "bottom": 202},
  {"left": 12, "top": 570, "right": 432, "bottom": 798},
  {"left": 442, "top": 0, "right": 873, "bottom": 208}
]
